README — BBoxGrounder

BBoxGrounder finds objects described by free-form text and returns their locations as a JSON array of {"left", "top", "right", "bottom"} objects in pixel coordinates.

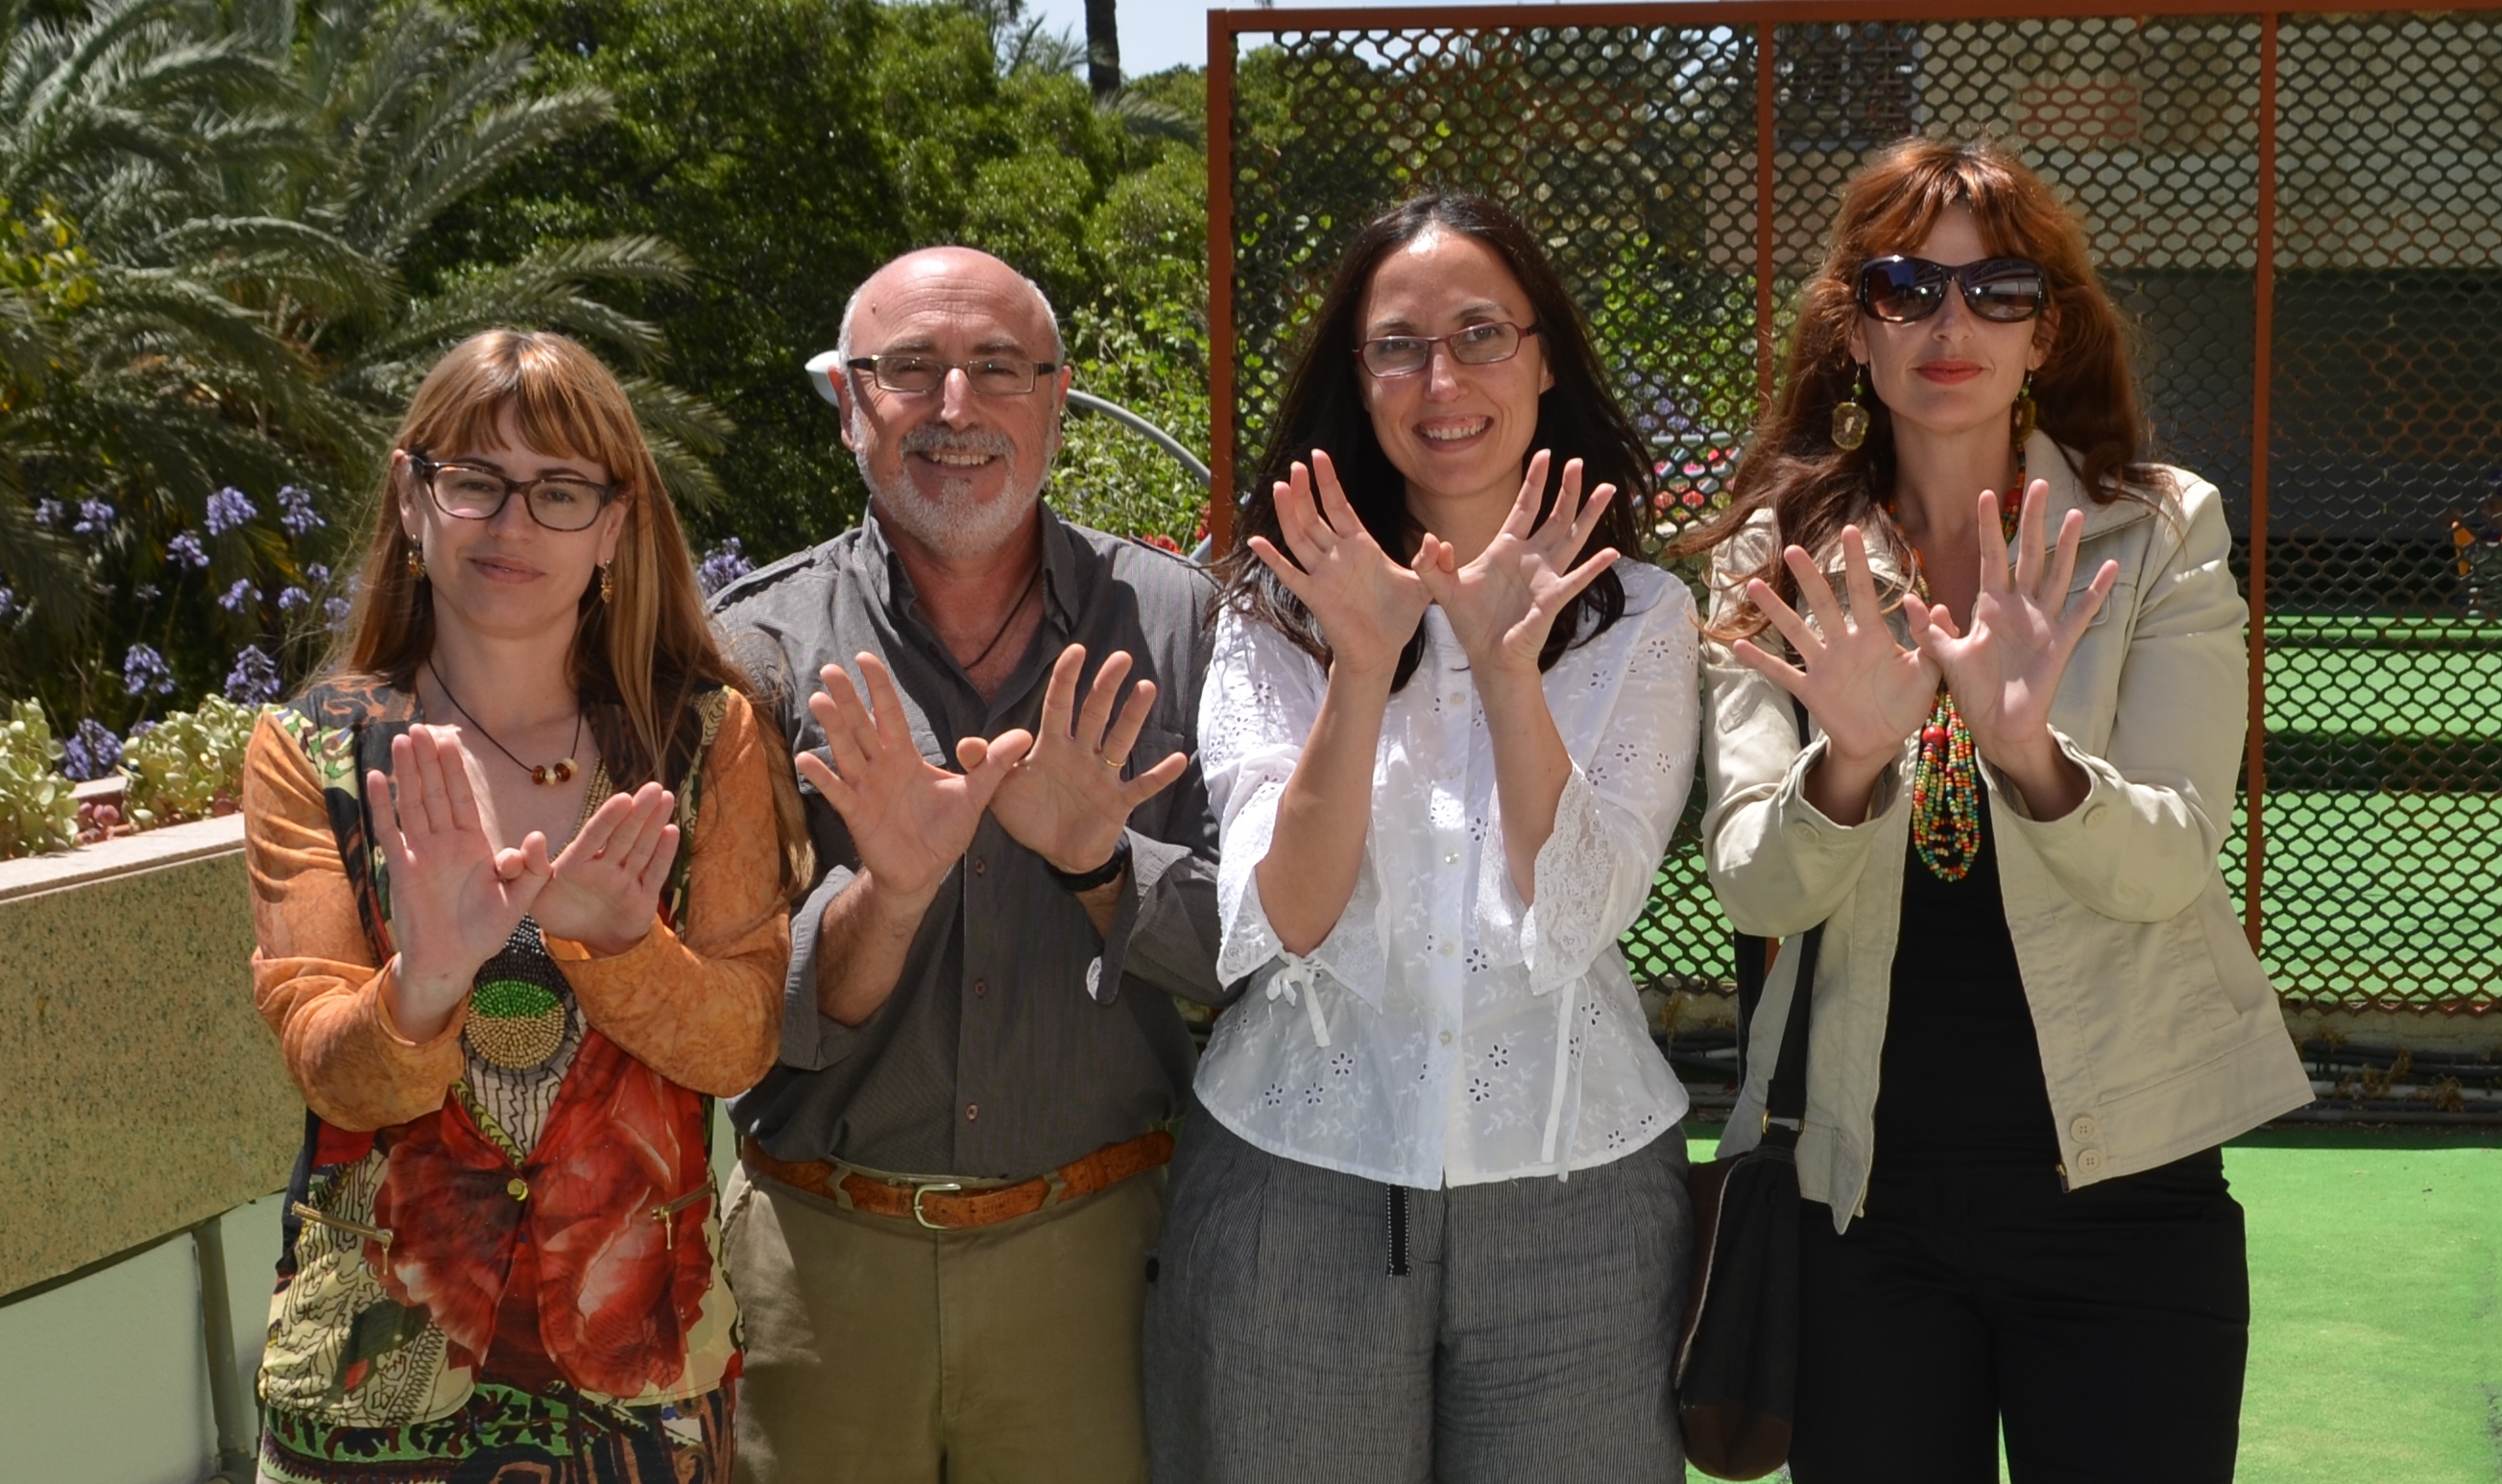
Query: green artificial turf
[{"left": 1678, "top": 1130, "right": 2502, "bottom": 1482}]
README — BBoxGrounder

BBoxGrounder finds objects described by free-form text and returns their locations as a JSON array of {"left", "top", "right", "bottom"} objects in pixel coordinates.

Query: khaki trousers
[{"left": 722, "top": 1158, "right": 1161, "bottom": 1484}]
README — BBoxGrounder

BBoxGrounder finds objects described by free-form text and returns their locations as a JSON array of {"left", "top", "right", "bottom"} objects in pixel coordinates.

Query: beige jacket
[{"left": 1702, "top": 430, "right": 2313, "bottom": 1229}]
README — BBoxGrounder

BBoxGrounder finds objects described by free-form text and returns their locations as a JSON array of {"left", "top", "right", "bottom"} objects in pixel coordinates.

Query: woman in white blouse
[{"left": 1143, "top": 194, "right": 1700, "bottom": 1482}]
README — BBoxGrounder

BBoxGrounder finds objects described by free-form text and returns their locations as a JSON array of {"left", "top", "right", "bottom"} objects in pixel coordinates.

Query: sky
[{"left": 1022, "top": 1, "right": 1599, "bottom": 77}]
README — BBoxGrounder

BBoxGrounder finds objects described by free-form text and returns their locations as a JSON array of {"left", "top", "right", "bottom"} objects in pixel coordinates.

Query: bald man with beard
[{"left": 710, "top": 248, "right": 1227, "bottom": 1483}]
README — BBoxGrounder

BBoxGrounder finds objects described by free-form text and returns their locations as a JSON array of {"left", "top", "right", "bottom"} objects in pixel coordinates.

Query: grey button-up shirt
[{"left": 712, "top": 506, "right": 1227, "bottom": 1180}]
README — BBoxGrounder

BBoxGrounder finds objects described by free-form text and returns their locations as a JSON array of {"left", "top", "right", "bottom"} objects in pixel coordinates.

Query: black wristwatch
[{"left": 1047, "top": 833, "right": 1131, "bottom": 893}]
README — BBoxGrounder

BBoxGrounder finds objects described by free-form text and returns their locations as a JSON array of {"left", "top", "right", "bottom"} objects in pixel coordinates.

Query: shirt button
[
  {"left": 1448, "top": 692, "right": 1465, "bottom": 706},
  {"left": 2070, "top": 1115, "right": 2099, "bottom": 1143},
  {"left": 1439, "top": 1031, "right": 1453, "bottom": 1045},
  {"left": 2082, "top": 804, "right": 2109, "bottom": 829},
  {"left": 1444, "top": 850, "right": 1460, "bottom": 865},
  {"left": 972, "top": 856, "right": 987, "bottom": 875},
  {"left": 2076, "top": 1148, "right": 2105, "bottom": 1176},
  {"left": 1438, "top": 940, "right": 1456, "bottom": 957},
  {"left": 974, "top": 979, "right": 989, "bottom": 998},
  {"left": 965, "top": 1103, "right": 980, "bottom": 1121},
  {"left": 1787, "top": 821, "right": 1816, "bottom": 843}
]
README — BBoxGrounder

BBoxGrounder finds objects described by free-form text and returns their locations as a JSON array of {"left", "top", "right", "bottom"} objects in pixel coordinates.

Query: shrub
[
  {"left": 124, "top": 698, "right": 262, "bottom": 829},
  {"left": 0, "top": 702, "right": 81, "bottom": 861}
]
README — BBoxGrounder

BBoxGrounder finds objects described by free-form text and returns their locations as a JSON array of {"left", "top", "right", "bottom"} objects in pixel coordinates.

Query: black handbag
[{"left": 1675, "top": 699, "right": 1826, "bottom": 1479}]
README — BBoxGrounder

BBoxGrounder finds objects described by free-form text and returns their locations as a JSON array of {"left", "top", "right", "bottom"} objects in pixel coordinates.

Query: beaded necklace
[{"left": 1895, "top": 448, "right": 2024, "bottom": 882}]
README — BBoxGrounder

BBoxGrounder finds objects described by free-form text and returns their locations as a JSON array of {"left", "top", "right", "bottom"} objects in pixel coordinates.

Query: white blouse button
[
  {"left": 1438, "top": 940, "right": 1456, "bottom": 957},
  {"left": 1439, "top": 1031, "right": 1453, "bottom": 1046},
  {"left": 1444, "top": 850, "right": 1461, "bottom": 865}
]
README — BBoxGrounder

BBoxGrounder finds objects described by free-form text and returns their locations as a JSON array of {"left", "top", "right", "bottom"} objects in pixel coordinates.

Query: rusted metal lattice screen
[{"left": 1208, "top": 4, "right": 2502, "bottom": 1015}]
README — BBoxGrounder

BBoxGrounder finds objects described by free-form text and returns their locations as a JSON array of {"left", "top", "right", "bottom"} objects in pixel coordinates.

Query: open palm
[
  {"left": 367, "top": 725, "right": 549, "bottom": 1013},
  {"left": 1246, "top": 449, "right": 1432, "bottom": 679},
  {"left": 1908, "top": 483, "right": 2118, "bottom": 762},
  {"left": 1417, "top": 449, "right": 1619, "bottom": 674},
  {"left": 798, "top": 655, "right": 1033, "bottom": 905},
  {"left": 1732, "top": 526, "right": 1939, "bottom": 766}
]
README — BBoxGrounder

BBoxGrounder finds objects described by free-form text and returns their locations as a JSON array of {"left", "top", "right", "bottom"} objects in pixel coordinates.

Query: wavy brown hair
[
  {"left": 1213, "top": 192, "right": 1653, "bottom": 691},
  {"left": 332, "top": 329, "right": 806, "bottom": 892},
  {"left": 1678, "top": 137, "right": 2161, "bottom": 639}
]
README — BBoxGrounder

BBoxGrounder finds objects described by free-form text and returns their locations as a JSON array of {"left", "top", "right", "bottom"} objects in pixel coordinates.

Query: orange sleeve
[
  {"left": 545, "top": 690, "right": 790, "bottom": 1097},
  {"left": 245, "top": 711, "right": 467, "bottom": 1132}
]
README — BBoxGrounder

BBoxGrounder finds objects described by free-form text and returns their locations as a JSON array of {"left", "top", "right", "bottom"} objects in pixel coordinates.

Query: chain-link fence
[{"left": 1208, "top": 3, "right": 2502, "bottom": 1015}]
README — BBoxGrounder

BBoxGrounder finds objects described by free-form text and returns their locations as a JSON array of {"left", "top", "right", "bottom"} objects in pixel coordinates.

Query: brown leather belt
[{"left": 741, "top": 1130, "right": 1172, "bottom": 1232}]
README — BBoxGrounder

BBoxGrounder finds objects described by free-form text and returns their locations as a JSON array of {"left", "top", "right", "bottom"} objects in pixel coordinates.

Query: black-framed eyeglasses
[
  {"left": 1355, "top": 321, "right": 1541, "bottom": 378},
  {"left": 409, "top": 453, "right": 616, "bottom": 533},
  {"left": 847, "top": 352, "right": 1060, "bottom": 396},
  {"left": 1856, "top": 255, "right": 2048, "bottom": 324}
]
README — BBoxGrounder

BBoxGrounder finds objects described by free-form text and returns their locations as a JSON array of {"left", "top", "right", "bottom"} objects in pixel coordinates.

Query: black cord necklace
[
  {"left": 425, "top": 663, "right": 582, "bottom": 786},
  {"left": 961, "top": 563, "right": 1042, "bottom": 674}
]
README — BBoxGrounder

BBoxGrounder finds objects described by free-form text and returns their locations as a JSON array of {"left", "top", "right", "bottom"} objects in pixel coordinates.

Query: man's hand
[
  {"left": 985, "top": 643, "right": 1189, "bottom": 876},
  {"left": 797, "top": 654, "right": 1033, "bottom": 912}
]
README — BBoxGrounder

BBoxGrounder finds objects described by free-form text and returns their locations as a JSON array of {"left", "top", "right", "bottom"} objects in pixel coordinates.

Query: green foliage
[
  {"left": 0, "top": 699, "right": 79, "bottom": 859},
  {"left": 123, "top": 695, "right": 259, "bottom": 827}
]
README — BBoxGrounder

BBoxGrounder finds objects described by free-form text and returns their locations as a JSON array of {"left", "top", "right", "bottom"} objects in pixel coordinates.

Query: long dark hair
[
  {"left": 1675, "top": 137, "right": 2161, "bottom": 640},
  {"left": 1213, "top": 192, "right": 1653, "bottom": 690}
]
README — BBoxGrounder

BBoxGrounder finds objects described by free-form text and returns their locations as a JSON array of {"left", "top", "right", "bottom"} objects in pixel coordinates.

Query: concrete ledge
[{"left": 0, "top": 814, "right": 298, "bottom": 1296}]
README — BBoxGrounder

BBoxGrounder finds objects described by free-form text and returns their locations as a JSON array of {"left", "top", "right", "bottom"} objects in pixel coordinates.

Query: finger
[
  {"left": 1080, "top": 650, "right": 1135, "bottom": 753},
  {"left": 619, "top": 790, "right": 676, "bottom": 877},
  {"left": 518, "top": 832, "right": 553, "bottom": 882},
  {"left": 434, "top": 733, "right": 487, "bottom": 837},
  {"left": 1247, "top": 536, "right": 1316, "bottom": 601},
  {"left": 609, "top": 783, "right": 670, "bottom": 863},
  {"left": 963, "top": 729, "right": 1035, "bottom": 805},
  {"left": 794, "top": 750, "right": 859, "bottom": 813},
  {"left": 958, "top": 734, "right": 991, "bottom": 772},
  {"left": 1785, "top": 543, "right": 1853, "bottom": 645},
  {"left": 1098, "top": 672, "right": 1157, "bottom": 764},
  {"left": 1840, "top": 526, "right": 1886, "bottom": 640},
  {"left": 566, "top": 790, "right": 636, "bottom": 863},
  {"left": 855, "top": 654, "right": 915, "bottom": 753},
  {"left": 1976, "top": 491, "right": 2011, "bottom": 593},
  {"left": 1506, "top": 449, "right": 1552, "bottom": 541},
  {"left": 2043, "top": 503, "right": 2085, "bottom": 603},
  {"left": 1915, "top": 589, "right": 1964, "bottom": 641},
  {"left": 1548, "top": 546, "right": 1621, "bottom": 608},
  {"left": 1538, "top": 457, "right": 1584, "bottom": 551},
  {"left": 1311, "top": 449, "right": 1368, "bottom": 544},
  {"left": 1569, "top": 481, "right": 1616, "bottom": 555},
  {"left": 1123, "top": 749, "right": 1191, "bottom": 804},
  {"left": 808, "top": 685, "right": 877, "bottom": 781},
  {"left": 1746, "top": 576, "right": 1824, "bottom": 661},
  {"left": 1728, "top": 637, "right": 1814, "bottom": 701},
  {"left": 636, "top": 824, "right": 681, "bottom": 894},
  {"left": 406, "top": 728, "right": 457, "bottom": 837},
  {"left": 2060, "top": 557, "right": 2121, "bottom": 637},
  {"left": 1038, "top": 643, "right": 1086, "bottom": 744}
]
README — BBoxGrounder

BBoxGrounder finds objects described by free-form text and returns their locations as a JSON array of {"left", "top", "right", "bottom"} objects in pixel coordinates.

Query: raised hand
[
  {"left": 1908, "top": 480, "right": 2118, "bottom": 770},
  {"left": 1246, "top": 449, "right": 1432, "bottom": 680},
  {"left": 796, "top": 654, "right": 1033, "bottom": 909},
  {"left": 1414, "top": 449, "right": 1620, "bottom": 677},
  {"left": 530, "top": 782, "right": 680, "bottom": 957},
  {"left": 986, "top": 643, "right": 1190, "bottom": 875},
  {"left": 367, "top": 724, "right": 551, "bottom": 1038},
  {"left": 1730, "top": 525, "right": 1940, "bottom": 771}
]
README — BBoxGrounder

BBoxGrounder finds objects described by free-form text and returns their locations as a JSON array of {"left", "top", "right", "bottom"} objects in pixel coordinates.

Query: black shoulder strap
[{"left": 1759, "top": 694, "right": 1823, "bottom": 1149}]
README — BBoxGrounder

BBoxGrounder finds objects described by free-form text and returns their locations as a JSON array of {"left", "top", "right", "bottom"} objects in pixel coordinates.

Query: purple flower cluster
[
  {"left": 34, "top": 498, "right": 62, "bottom": 527},
  {"left": 277, "top": 586, "right": 311, "bottom": 611},
  {"left": 61, "top": 718, "right": 123, "bottom": 781},
  {"left": 306, "top": 562, "right": 330, "bottom": 586},
  {"left": 325, "top": 596, "right": 352, "bottom": 631},
  {"left": 0, "top": 586, "right": 14, "bottom": 619},
  {"left": 167, "top": 531, "right": 210, "bottom": 569},
  {"left": 225, "top": 645, "right": 280, "bottom": 706},
  {"left": 73, "top": 499, "right": 115, "bottom": 536},
  {"left": 123, "top": 644, "right": 175, "bottom": 697},
  {"left": 277, "top": 485, "right": 324, "bottom": 536},
  {"left": 218, "top": 579, "right": 259, "bottom": 612},
  {"left": 696, "top": 539, "right": 753, "bottom": 598},
  {"left": 204, "top": 487, "right": 257, "bottom": 536}
]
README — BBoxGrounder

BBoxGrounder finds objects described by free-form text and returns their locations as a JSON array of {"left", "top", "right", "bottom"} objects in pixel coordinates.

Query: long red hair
[{"left": 1679, "top": 137, "right": 2161, "bottom": 638}]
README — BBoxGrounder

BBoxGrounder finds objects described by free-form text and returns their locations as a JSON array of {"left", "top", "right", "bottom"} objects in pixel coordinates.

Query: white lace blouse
[{"left": 1196, "top": 560, "right": 1699, "bottom": 1188}]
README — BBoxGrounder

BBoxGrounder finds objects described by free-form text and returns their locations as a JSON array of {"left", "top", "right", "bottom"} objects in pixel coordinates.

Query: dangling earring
[
  {"left": 1831, "top": 363, "right": 1871, "bottom": 451},
  {"left": 405, "top": 546, "right": 426, "bottom": 581},
  {"left": 598, "top": 562, "right": 614, "bottom": 603},
  {"left": 2011, "top": 370, "right": 2038, "bottom": 451}
]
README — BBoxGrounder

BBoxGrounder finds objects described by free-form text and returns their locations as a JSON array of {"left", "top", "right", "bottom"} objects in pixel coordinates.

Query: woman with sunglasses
[
  {"left": 1682, "top": 139, "right": 2311, "bottom": 1481},
  {"left": 1144, "top": 193, "right": 1698, "bottom": 1481},
  {"left": 242, "top": 330, "right": 806, "bottom": 1481}
]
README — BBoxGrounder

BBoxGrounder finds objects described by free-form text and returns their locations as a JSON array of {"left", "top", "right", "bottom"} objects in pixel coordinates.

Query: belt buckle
[{"left": 910, "top": 1181, "right": 964, "bottom": 1231}]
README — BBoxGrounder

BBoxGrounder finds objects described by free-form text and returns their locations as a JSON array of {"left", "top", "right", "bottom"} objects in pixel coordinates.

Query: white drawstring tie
[{"left": 1269, "top": 956, "right": 1332, "bottom": 1047}]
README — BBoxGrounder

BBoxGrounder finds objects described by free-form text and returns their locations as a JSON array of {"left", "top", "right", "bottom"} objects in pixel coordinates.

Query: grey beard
[{"left": 854, "top": 418, "right": 1041, "bottom": 560}]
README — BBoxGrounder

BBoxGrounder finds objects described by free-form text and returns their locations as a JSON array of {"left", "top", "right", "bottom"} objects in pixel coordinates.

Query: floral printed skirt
[{"left": 257, "top": 1381, "right": 731, "bottom": 1484}]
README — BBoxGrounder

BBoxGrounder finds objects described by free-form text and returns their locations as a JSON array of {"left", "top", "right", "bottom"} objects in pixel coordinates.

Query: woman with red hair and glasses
[{"left": 1682, "top": 139, "right": 2310, "bottom": 1480}]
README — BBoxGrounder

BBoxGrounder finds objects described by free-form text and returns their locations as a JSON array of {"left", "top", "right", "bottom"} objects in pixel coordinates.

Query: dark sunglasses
[{"left": 1855, "top": 255, "right": 2048, "bottom": 324}]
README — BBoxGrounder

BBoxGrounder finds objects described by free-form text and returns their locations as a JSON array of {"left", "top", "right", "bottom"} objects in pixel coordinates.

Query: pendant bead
[{"left": 528, "top": 758, "right": 579, "bottom": 787}]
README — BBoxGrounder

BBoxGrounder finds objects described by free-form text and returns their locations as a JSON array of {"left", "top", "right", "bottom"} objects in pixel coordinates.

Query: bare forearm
[
  {"left": 1478, "top": 665, "right": 1572, "bottom": 902},
  {"left": 1985, "top": 730, "right": 2092, "bottom": 822},
  {"left": 1803, "top": 744, "right": 1894, "bottom": 826},
  {"left": 812, "top": 873, "right": 936, "bottom": 1027},
  {"left": 1257, "top": 664, "right": 1392, "bottom": 956}
]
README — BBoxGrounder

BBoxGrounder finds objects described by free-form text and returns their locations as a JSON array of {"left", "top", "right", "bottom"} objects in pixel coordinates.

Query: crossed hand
[
  {"left": 368, "top": 725, "right": 680, "bottom": 1034},
  {"left": 1247, "top": 447, "right": 1617, "bottom": 681},
  {"left": 1729, "top": 478, "right": 2118, "bottom": 769},
  {"left": 797, "top": 647, "right": 1189, "bottom": 902}
]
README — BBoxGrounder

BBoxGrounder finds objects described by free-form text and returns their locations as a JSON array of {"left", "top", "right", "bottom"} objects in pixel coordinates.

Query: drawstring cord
[{"left": 1268, "top": 956, "right": 1331, "bottom": 1047}]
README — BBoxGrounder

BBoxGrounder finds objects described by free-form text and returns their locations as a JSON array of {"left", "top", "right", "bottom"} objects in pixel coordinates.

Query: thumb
[
  {"left": 969, "top": 730, "right": 1035, "bottom": 796},
  {"left": 956, "top": 734, "right": 992, "bottom": 772}
]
